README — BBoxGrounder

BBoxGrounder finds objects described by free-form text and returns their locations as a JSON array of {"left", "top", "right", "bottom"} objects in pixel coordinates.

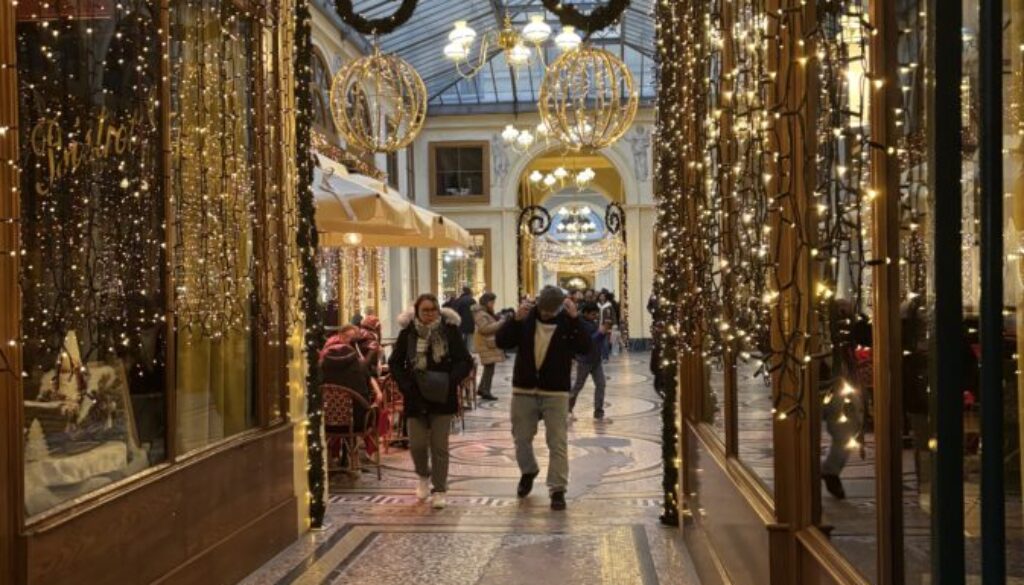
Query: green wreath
[
  {"left": 335, "top": 0, "right": 418, "bottom": 36},
  {"left": 540, "top": 0, "right": 630, "bottom": 37}
]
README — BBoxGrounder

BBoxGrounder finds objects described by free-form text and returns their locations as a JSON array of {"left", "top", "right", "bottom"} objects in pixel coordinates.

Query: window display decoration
[
  {"left": 296, "top": 0, "right": 327, "bottom": 528},
  {"left": 539, "top": 45, "right": 639, "bottom": 151},
  {"left": 16, "top": 0, "right": 168, "bottom": 515},
  {"left": 329, "top": 48, "right": 427, "bottom": 154}
]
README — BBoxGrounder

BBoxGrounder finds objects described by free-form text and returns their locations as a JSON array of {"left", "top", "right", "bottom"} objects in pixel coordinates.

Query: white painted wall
[{"left": 410, "top": 111, "right": 658, "bottom": 341}]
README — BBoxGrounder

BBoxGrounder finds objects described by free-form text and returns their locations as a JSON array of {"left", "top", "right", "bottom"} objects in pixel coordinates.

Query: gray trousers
[
  {"left": 821, "top": 415, "right": 858, "bottom": 476},
  {"left": 407, "top": 414, "right": 453, "bottom": 492},
  {"left": 570, "top": 360, "right": 606, "bottom": 416},
  {"left": 511, "top": 393, "right": 569, "bottom": 493}
]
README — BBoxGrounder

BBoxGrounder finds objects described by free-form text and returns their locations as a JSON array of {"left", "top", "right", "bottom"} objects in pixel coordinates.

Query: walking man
[
  {"left": 569, "top": 303, "right": 610, "bottom": 421},
  {"left": 496, "top": 286, "right": 590, "bottom": 510}
]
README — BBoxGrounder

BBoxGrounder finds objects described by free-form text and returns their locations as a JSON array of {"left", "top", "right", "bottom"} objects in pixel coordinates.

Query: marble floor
[{"left": 240, "top": 352, "right": 700, "bottom": 585}]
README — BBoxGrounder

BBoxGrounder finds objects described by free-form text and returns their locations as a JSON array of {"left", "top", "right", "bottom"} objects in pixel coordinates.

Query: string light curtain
[{"left": 653, "top": 0, "right": 877, "bottom": 521}]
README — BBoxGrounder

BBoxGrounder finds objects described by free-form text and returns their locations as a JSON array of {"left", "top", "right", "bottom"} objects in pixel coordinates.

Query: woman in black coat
[{"left": 388, "top": 294, "right": 472, "bottom": 509}]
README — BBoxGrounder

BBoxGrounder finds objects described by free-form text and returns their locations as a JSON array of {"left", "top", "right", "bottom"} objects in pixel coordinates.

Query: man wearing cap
[{"left": 495, "top": 286, "right": 591, "bottom": 511}]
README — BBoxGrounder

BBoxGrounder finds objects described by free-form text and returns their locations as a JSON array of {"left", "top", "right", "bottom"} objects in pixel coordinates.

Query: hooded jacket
[
  {"left": 388, "top": 307, "right": 473, "bottom": 417},
  {"left": 495, "top": 309, "right": 591, "bottom": 393},
  {"left": 319, "top": 343, "right": 373, "bottom": 431},
  {"left": 471, "top": 304, "right": 506, "bottom": 365}
]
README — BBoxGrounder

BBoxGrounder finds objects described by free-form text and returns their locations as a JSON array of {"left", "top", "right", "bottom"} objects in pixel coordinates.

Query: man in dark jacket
[
  {"left": 496, "top": 286, "right": 590, "bottom": 511},
  {"left": 452, "top": 287, "right": 476, "bottom": 350}
]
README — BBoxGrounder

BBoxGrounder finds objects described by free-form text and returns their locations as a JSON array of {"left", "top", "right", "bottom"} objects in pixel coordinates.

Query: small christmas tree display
[{"left": 26, "top": 418, "right": 50, "bottom": 461}]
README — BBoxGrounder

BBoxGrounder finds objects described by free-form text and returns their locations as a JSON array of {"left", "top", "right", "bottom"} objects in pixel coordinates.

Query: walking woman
[
  {"left": 472, "top": 292, "right": 506, "bottom": 401},
  {"left": 388, "top": 294, "right": 472, "bottom": 509}
]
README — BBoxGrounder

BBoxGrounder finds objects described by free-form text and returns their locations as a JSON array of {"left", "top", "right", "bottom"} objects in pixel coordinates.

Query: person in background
[
  {"left": 350, "top": 309, "right": 363, "bottom": 327},
  {"left": 452, "top": 286, "right": 477, "bottom": 351},
  {"left": 496, "top": 286, "right": 590, "bottom": 511},
  {"left": 820, "top": 299, "right": 871, "bottom": 499},
  {"left": 570, "top": 303, "right": 610, "bottom": 421},
  {"left": 320, "top": 325, "right": 383, "bottom": 467},
  {"left": 472, "top": 292, "right": 506, "bottom": 401},
  {"left": 388, "top": 294, "right": 472, "bottom": 509},
  {"left": 597, "top": 291, "right": 617, "bottom": 361},
  {"left": 354, "top": 315, "right": 383, "bottom": 375},
  {"left": 583, "top": 289, "right": 596, "bottom": 304}
]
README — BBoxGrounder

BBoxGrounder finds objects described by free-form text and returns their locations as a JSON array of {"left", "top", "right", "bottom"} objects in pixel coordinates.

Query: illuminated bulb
[
  {"left": 529, "top": 170, "right": 544, "bottom": 183},
  {"left": 342, "top": 232, "right": 363, "bottom": 246},
  {"left": 555, "top": 26, "right": 582, "bottom": 52},
  {"left": 516, "top": 130, "right": 535, "bottom": 148},
  {"left": 448, "top": 20, "right": 477, "bottom": 48},
  {"left": 444, "top": 41, "right": 469, "bottom": 61},
  {"left": 846, "top": 437, "right": 860, "bottom": 450},
  {"left": 502, "top": 124, "right": 520, "bottom": 143},
  {"left": 507, "top": 42, "right": 531, "bottom": 67},
  {"left": 543, "top": 173, "right": 557, "bottom": 187},
  {"left": 553, "top": 166, "right": 568, "bottom": 179},
  {"left": 522, "top": 14, "right": 552, "bottom": 44}
]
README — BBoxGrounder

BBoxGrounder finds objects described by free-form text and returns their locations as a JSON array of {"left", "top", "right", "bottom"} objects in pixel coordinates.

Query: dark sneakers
[
  {"left": 550, "top": 491, "right": 567, "bottom": 511},
  {"left": 822, "top": 474, "right": 846, "bottom": 499},
  {"left": 517, "top": 471, "right": 539, "bottom": 498},
  {"left": 477, "top": 393, "right": 498, "bottom": 401}
]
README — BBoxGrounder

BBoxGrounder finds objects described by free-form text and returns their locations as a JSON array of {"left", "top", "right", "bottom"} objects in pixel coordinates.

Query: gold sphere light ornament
[
  {"left": 330, "top": 48, "right": 427, "bottom": 154},
  {"left": 539, "top": 45, "right": 639, "bottom": 151}
]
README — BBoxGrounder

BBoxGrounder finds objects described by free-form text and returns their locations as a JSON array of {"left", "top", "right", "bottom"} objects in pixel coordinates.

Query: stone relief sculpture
[
  {"left": 625, "top": 125, "right": 651, "bottom": 182},
  {"left": 491, "top": 132, "right": 511, "bottom": 188}
]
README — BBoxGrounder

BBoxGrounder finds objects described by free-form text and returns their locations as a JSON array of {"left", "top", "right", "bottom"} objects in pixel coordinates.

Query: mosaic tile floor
[{"left": 240, "top": 352, "right": 700, "bottom": 585}]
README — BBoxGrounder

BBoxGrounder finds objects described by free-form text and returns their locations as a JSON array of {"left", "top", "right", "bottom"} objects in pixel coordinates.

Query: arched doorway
[{"left": 515, "top": 150, "right": 629, "bottom": 341}]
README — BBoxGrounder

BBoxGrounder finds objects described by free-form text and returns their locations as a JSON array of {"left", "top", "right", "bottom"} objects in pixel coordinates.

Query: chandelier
[
  {"left": 501, "top": 120, "right": 554, "bottom": 153},
  {"left": 555, "top": 205, "right": 598, "bottom": 241},
  {"left": 539, "top": 45, "right": 638, "bottom": 151},
  {"left": 528, "top": 165, "right": 595, "bottom": 192},
  {"left": 444, "top": 13, "right": 582, "bottom": 80},
  {"left": 330, "top": 47, "right": 427, "bottom": 153}
]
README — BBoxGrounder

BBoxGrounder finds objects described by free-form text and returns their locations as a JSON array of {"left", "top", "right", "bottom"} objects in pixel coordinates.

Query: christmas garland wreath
[
  {"left": 540, "top": 0, "right": 630, "bottom": 36},
  {"left": 335, "top": 0, "right": 418, "bottom": 36}
]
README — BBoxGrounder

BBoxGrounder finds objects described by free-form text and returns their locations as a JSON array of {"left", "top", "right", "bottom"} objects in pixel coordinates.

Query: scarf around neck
[{"left": 413, "top": 317, "right": 447, "bottom": 370}]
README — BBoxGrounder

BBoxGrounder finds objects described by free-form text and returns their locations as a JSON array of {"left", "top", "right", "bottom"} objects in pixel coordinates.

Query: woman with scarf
[{"left": 388, "top": 294, "right": 472, "bottom": 509}]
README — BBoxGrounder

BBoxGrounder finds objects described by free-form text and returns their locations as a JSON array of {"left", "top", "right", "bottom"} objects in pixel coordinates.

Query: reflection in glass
[
  {"left": 438, "top": 233, "right": 488, "bottom": 302},
  {"left": 171, "top": 0, "right": 258, "bottom": 452},
  {"left": 17, "top": 0, "right": 167, "bottom": 515}
]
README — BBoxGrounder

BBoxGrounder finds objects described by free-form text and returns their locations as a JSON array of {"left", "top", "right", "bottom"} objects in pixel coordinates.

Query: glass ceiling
[{"left": 346, "top": 0, "right": 657, "bottom": 110}]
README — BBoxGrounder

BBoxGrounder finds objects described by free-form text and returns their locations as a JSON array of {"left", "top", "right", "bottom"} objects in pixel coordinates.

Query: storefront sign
[{"left": 29, "top": 108, "right": 152, "bottom": 195}]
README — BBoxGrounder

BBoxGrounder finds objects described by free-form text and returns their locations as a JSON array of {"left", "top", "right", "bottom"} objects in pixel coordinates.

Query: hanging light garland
[{"left": 534, "top": 236, "right": 625, "bottom": 273}]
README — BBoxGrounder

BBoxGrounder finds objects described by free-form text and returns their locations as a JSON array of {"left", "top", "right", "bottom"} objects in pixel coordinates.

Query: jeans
[
  {"left": 478, "top": 363, "right": 496, "bottom": 396},
  {"left": 407, "top": 414, "right": 453, "bottom": 492},
  {"left": 821, "top": 413, "right": 858, "bottom": 476},
  {"left": 569, "top": 360, "right": 606, "bottom": 417},
  {"left": 511, "top": 393, "right": 569, "bottom": 493}
]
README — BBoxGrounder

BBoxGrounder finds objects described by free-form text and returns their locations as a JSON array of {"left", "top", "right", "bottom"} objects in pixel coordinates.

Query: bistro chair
[
  {"left": 378, "top": 374, "right": 407, "bottom": 453},
  {"left": 322, "top": 384, "right": 382, "bottom": 480}
]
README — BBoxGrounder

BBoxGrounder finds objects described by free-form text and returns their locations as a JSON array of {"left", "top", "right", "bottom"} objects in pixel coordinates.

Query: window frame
[
  {"left": 428, "top": 140, "right": 491, "bottom": 206},
  {"left": 431, "top": 228, "right": 492, "bottom": 298},
  {"left": 0, "top": 0, "right": 292, "bottom": 531}
]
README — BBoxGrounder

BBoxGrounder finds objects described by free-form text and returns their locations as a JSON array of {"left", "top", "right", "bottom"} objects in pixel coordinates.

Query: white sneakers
[
  {"left": 416, "top": 477, "right": 447, "bottom": 508},
  {"left": 416, "top": 477, "right": 431, "bottom": 501}
]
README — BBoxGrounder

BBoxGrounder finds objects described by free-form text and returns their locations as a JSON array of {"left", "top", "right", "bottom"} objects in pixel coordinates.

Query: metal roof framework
[{"left": 345, "top": 0, "right": 656, "bottom": 111}]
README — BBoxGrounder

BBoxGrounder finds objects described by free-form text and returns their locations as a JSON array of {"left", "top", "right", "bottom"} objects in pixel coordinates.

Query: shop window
[
  {"left": 16, "top": 0, "right": 168, "bottom": 516},
  {"left": 429, "top": 142, "right": 490, "bottom": 205},
  {"left": 170, "top": 0, "right": 259, "bottom": 453},
  {"left": 434, "top": 230, "right": 490, "bottom": 302}
]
